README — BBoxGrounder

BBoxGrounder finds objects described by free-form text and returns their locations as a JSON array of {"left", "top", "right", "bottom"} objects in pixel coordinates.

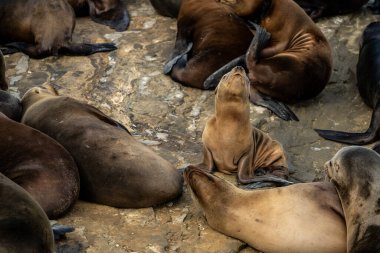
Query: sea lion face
[
  {"left": 21, "top": 85, "right": 59, "bottom": 110},
  {"left": 360, "top": 21, "right": 380, "bottom": 49},
  {"left": 88, "top": 0, "right": 130, "bottom": 31},
  {"left": 216, "top": 66, "right": 250, "bottom": 103}
]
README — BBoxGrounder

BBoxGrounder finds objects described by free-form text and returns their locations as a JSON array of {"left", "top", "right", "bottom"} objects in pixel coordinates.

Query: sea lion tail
[
  {"left": 203, "top": 55, "right": 246, "bottom": 89},
  {"left": 58, "top": 43, "right": 117, "bottom": 56},
  {"left": 246, "top": 22, "right": 271, "bottom": 62}
]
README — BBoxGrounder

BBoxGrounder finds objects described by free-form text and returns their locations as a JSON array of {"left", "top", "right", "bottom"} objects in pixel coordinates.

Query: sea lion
[
  {"left": 293, "top": 0, "right": 368, "bottom": 20},
  {"left": 66, "top": 0, "right": 130, "bottom": 31},
  {"left": 0, "top": 90, "right": 22, "bottom": 121},
  {"left": 206, "top": 0, "right": 331, "bottom": 121},
  {"left": 199, "top": 66, "right": 289, "bottom": 184},
  {"left": 184, "top": 165, "right": 346, "bottom": 253},
  {"left": 0, "top": 112, "right": 80, "bottom": 219},
  {"left": 0, "top": 0, "right": 116, "bottom": 58},
  {"left": 149, "top": 0, "right": 182, "bottom": 18},
  {"left": 0, "top": 51, "right": 8, "bottom": 90},
  {"left": 21, "top": 85, "right": 183, "bottom": 208},
  {"left": 325, "top": 146, "right": 380, "bottom": 252},
  {"left": 0, "top": 172, "right": 54, "bottom": 253},
  {"left": 163, "top": 0, "right": 254, "bottom": 89},
  {"left": 315, "top": 22, "right": 380, "bottom": 145}
]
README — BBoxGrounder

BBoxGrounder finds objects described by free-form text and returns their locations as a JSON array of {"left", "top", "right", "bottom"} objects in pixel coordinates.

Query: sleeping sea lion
[
  {"left": 0, "top": 0, "right": 116, "bottom": 58},
  {"left": 315, "top": 21, "right": 380, "bottom": 145},
  {"left": 325, "top": 146, "right": 380, "bottom": 252},
  {"left": 21, "top": 85, "right": 183, "bottom": 208},
  {"left": 184, "top": 165, "right": 346, "bottom": 253}
]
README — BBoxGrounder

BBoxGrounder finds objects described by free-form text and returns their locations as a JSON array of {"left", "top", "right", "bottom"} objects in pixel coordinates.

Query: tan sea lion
[
  {"left": 0, "top": 51, "right": 8, "bottom": 90},
  {"left": 21, "top": 86, "right": 183, "bottom": 208},
  {"left": 164, "top": 0, "right": 254, "bottom": 89},
  {"left": 325, "top": 146, "right": 380, "bottom": 252},
  {"left": 0, "top": 172, "right": 54, "bottom": 253},
  {"left": 206, "top": 0, "right": 331, "bottom": 121},
  {"left": 0, "top": 0, "right": 116, "bottom": 58},
  {"left": 184, "top": 165, "right": 346, "bottom": 253},
  {"left": 0, "top": 112, "right": 80, "bottom": 219},
  {"left": 199, "top": 66, "right": 289, "bottom": 184}
]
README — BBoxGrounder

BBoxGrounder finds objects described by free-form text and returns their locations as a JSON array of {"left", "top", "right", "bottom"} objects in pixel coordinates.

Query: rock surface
[{"left": 3, "top": 1, "right": 380, "bottom": 252}]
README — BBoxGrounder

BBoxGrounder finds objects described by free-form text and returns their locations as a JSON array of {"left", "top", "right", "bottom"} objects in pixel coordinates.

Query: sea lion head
[
  {"left": 88, "top": 0, "right": 130, "bottom": 31},
  {"left": 325, "top": 146, "right": 380, "bottom": 203},
  {"left": 215, "top": 66, "right": 250, "bottom": 104},
  {"left": 360, "top": 21, "right": 380, "bottom": 49},
  {"left": 21, "top": 84, "right": 59, "bottom": 110}
]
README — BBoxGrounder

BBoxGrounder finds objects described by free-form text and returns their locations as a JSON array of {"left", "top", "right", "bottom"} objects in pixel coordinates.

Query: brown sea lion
[
  {"left": 199, "top": 66, "right": 289, "bottom": 184},
  {"left": 149, "top": 0, "right": 182, "bottom": 18},
  {"left": 0, "top": 112, "right": 80, "bottom": 219},
  {"left": 325, "top": 146, "right": 380, "bottom": 252},
  {"left": 206, "top": 0, "right": 331, "bottom": 121},
  {"left": 67, "top": 0, "right": 130, "bottom": 31},
  {"left": 0, "top": 0, "right": 116, "bottom": 58},
  {"left": 21, "top": 86, "right": 183, "bottom": 208},
  {"left": 293, "top": 0, "right": 368, "bottom": 20},
  {"left": 0, "top": 172, "right": 55, "bottom": 253},
  {"left": 184, "top": 165, "right": 346, "bottom": 253},
  {"left": 315, "top": 22, "right": 380, "bottom": 145},
  {"left": 0, "top": 51, "right": 8, "bottom": 90},
  {"left": 163, "top": 0, "right": 254, "bottom": 89}
]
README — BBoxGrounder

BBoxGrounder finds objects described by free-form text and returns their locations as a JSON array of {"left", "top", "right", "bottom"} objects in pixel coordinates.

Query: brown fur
[{"left": 21, "top": 86, "right": 183, "bottom": 208}]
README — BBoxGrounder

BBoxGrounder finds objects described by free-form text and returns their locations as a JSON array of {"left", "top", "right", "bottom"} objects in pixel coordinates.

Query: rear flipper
[
  {"left": 238, "top": 175, "right": 294, "bottom": 190},
  {"left": 246, "top": 22, "right": 271, "bottom": 63},
  {"left": 51, "top": 223, "right": 75, "bottom": 240},
  {"left": 58, "top": 43, "right": 117, "bottom": 56},
  {"left": 203, "top": 55, "right": 246, "bottom": 89},
  {"left": 163, "top": 42, "right": 193, "bottom": 74},
  {"left": 250, "top": 87, "right": 299, "bottom": 121}
]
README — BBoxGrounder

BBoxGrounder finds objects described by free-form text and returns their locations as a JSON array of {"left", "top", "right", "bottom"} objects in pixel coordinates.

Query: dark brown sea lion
[
  {"left": 0, "top": 0, "right": 116, "bottom": 58},
  {"left": 164, "top": 0, "right": 254, "bottom": 89},
  {"left": 0, "top": 172, "right": 55, "bottom": 253},
  {"left": 315, "top": 22, "right": 380, "bottom": 145},
  {"left": 184, "top": 165, "right": 346, "bottom": 253},
  {"left": 293, "top": 0, "right": 368, "bottom": 20},
  {"left": 206, "top": 0, "right": 331, "bottom": 121},
  {"left": 0, "top": 112, "right": 80, "bottom": 219},
  {"left": 149, "top": 0, "right": 182, "bottom": 18},
  {"left": 0, "top": 51, "right": 8, "bottom": 90},
  {"left": 67, "top": 0, "right": 130, "bottom": 31},
  {"left": 199, "top": 67, "right": 289, "bottom": 184},
  {"left": 325, "top": 146, "right": 380, "bottom": 252},
  {"left": 21, "top": 86, "right": 183, "bottom": 208}
]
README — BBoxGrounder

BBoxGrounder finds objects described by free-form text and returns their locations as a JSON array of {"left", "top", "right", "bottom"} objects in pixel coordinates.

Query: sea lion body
[
  {"left": 326, "top": 146, "right": 380, "bottom": 252},
  {"left": 164, "top": 0, "right": 253, "bottom": 89},
  {"left": 184, "top": 166, "right": 346, "bottom": 253},
  {"left": 200, "top": 67, "right": 288, "bottom": 183},
  {"left": 315, "top": 21, "right": 380, "bottom": 144},
  {"left": 0, "top": 112, "right": 80, "bottom": 219},
  {"left": 0, "top": 0, "right": 116, "bottom": 58},
  {"left": 0, "top": 172, "right": 54, "bottom": 253},
  {"left": 21, "top": 86, "right": 183, "bottom": 208},
  {"left": 149, "top": 0, "right": 182, "bottom": 18}
]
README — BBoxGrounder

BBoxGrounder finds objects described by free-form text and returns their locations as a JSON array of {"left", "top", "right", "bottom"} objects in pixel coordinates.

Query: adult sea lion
[
  {"left": 21, "top": 85, "right": 183, "bottom": 208},
  {"left": 199, "top": 67, "right": 289, "bottom": 184},
  {"left": 164, "top": 0, "right": 253, "bottom": 89},
  {"left": 0, "top": 0, "right": 116, "bottom": 58},
  {"left": 0, "top": 112, "right": 80, "bottom": 219},
  {"left": 0, "top": 172, "right": 54, "bottom": 253},
  {"left": 67, "top": 0, "right": 130, "bottom": 31},
  {"left": 0, "top": 51, "right": 8, "bottom": 90},
  {"left": 184, "top": 165, "right": 346, "bottom": 253},
  {"left": 206, "top": 0, "right": 331, "bottom": 121},
  {"left": 149, "top": 0, "right": 182, "bottom": 18},
  {"left": 315, "top": 21, "right": 380, "bottom": 145},
  {"left": 325, "top": 146, "right": 380, "bottom": 252}
]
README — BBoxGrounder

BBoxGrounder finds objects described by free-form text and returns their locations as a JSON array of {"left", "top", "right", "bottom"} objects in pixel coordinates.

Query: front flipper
[
  {"left": 51, "top": 223, "right": 75, "bottom": 240},
  {"left": 246, "top": 23, "right": 271, "bottom": 63},
  {"left": 1, "top": 42, "right": 51, "bottom": 59},
  {"left": 239, "top": 176, "right": 294, "bottom": 189},
  {"left": 163, "top": 42, "right": 193, "bottom": 74},
  {"left": 59, "top": 43, "right": 117, "bottom": 56},
  {"left": 203, "top": 55, "right": 246, "bottom": 89},
  {"left": 250, "top": 88, "right": 299, "bottom": 121},
  {"left": 196, "top": 145, "right": 216, "bottom": 173}
]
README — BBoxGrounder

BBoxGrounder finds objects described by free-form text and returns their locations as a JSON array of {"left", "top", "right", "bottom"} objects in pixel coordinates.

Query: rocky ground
[{"left": 4, "top": 1, "right": 380, "bottom": 252}]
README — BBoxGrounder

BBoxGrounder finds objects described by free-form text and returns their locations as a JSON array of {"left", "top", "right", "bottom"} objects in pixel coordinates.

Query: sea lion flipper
[
  {"left": 197, "top": 146, "right": 216, "bottom": 172},
  {"left": 2, "top": 42, "right": 50, "bottom": 58},
  {"left": 246, "top": 23, "right": 271, "bottom": 62},
  {"left": 203, "top": 55, "right": 246, "bottom": 89},
  {"left": 58, "top": 43, "right": 117, "bottom": 56},
  {"left": 163, "top": 41, "right": 193, "bottom": 74},
  {"left": 239, "top": 175, "right": 294, "bottom": 188},
  {"left": 51, "top": 223, "right": 75, "bottom": 240},
  {"left": 249, "top": 88, "right": 299, "bottom": 121}
]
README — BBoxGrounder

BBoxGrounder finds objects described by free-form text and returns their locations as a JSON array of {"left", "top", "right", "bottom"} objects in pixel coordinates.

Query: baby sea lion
[
  {"left": 21, "top": 85, "right": 183, "bottom": 208},
  {"left": 325, "top": 146, "right": 380, "bottom": 252},
  {"left": 0, "top": 0, "right": 116, "bottom": 58},
  {"left": 67, "top": 0, "right": 130, "bottom": 31},
  {"left": 0, "top": 172, "right": 55, "bottom": 253},
  {"left": 149, "top": 0, "right": 182, "bottom": 18},
  {"left": 207, "top": 0, "right": 331, "bottom": 121},
  {"left": 0, "top": 112, "right": 80, "bottom": 219},
  {"left": 0, "top": 51, "right": 8, "bottom": 90},
  {"left": 198, "top": 67, "right": 289, "bottom": 184},
  {"left": 164, "top": 0, "right": 253, "bottom": 89},
  {"left": 315, "top": 21, "right": 380, "bottom": 145},
  {"left": 184, "top": 165, "right": 346, "bottom": 253}
]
